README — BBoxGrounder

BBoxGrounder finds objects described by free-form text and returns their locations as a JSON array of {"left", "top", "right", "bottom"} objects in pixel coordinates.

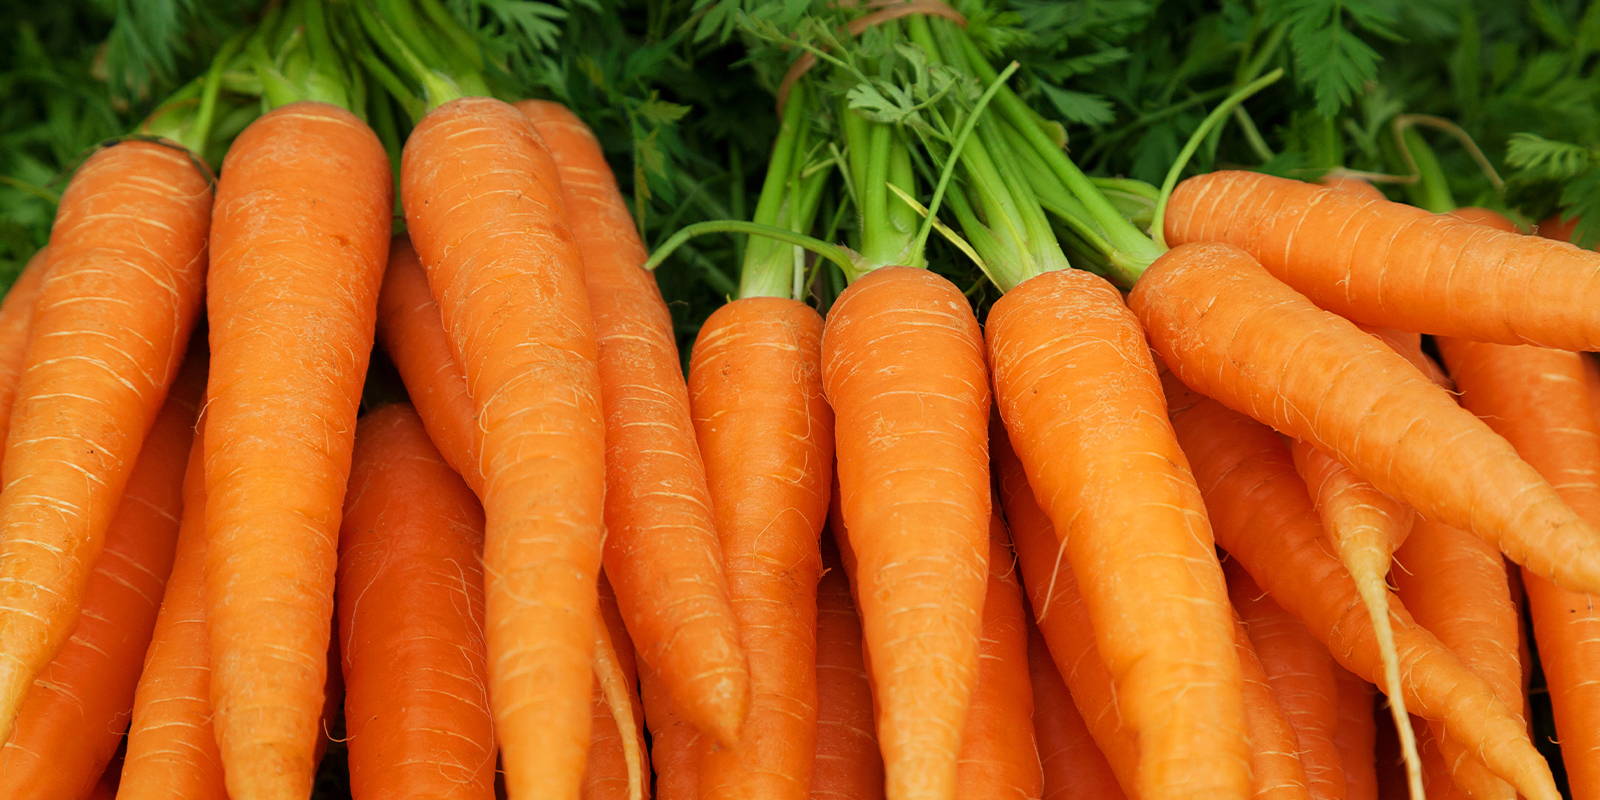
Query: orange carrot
[
  {"left": 955, "top": 518, "right": 1042, "bottom": 799},
  {"left": 1330, "top": 669, "right": 1377, "bottom": 800},
  {"left": 1163, "top": 170, "right": 1600, "bottom": 349},
  {"left": 0, "top": 355, "right": 199, "bottom": 798},
  {"left": 1028, "top": 625, "right": 1123, "bottom": 800},
  {"left": 586, "top": 576, "right": 650, "bottom": 800},
  {"left": 204, "top": 101, "right": 391, "bottom": 799},
  {"left": 1132, "top": 241, "right": 1600, "bottom": 595},
  {"left": 1231, "top": 614, "right": 1314, "bottom": 800},
  {"left": 0, "top": 248, "right": 49, "bottom": 451},
  {"left": 1227, "top": 563, "right": 1346, "bottom": 800},
  {"left": 986, "top": 266, "right": 1247, "bottom": 799},
  {"left": 375, "top": 237, "right": 482, "bottom": 490},
  {"left": 0, "top": 140, "right": 209, "bottom": 738},
  {"left": 1162, "top": 373, "right": 1559, "bottom": 800},
  {"left": 119, "top": 422, "right": 223, "bottom": 800},
  {"left": 337, "top": 404, "right": 495, "bottom": 799},
  {"left": 1448, "top": 206, "right": 1520, "bottom": 232},
  {"left": 1538, "top": 213, "right": 1580, "bottom": 243},
  {"left": 1319, "top": 174, "right": 1387, "bottom": 201},
  {"left": 519, "top": 100, "right": 750, "bottom": 745},
  {"left": 686, "top": 293, "right": 833, "bottom": 798},
  {"left": 811, "top": 542, "right": 884, "bottom": 800},
  {"left": 821, "top": 265, "right": 991, "bottom": 800},
  {"left": 1437, "top": 339, "right": 1600, "bottom": 800},
  {"left": 1416, "top": 722, "right": 1471, "bottom": 799},
  {"left": 995, "top": 435, "right": 1138, "bottom": 796},
  {"left": 402, "top": 95, "right": 606, "bottom": 797},
  {"left": 642, "top": 663, "right": 704, "bottom": 800}
]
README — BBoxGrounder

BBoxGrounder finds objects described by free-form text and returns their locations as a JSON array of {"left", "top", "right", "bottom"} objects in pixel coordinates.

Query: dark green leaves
[{"left": 1270, "top": 0, "right": 1398, "bottom": 117}]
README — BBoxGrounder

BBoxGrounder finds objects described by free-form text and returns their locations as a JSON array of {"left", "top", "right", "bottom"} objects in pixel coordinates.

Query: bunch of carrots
[{"left": 5, "top": 2, "right": 1600, "bottom": 800}]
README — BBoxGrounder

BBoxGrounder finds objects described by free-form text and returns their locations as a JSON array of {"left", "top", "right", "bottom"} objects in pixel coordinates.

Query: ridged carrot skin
[
  {"left": 0, "top": 358, "right": 198, "bottom": 798},
  {"left": 995, "top": 437, "right": 1137, "bottom": 796},
  {"left": 337, "top": 405, "right": 495, "bottom": 799},
  {"left": 1438, "top": 340, "right": 1600, "bottom": 800},
  {"left": 811, "top": 540, "right": 883, "bottom": 800},
  {"left": 375, "top": 237, "right": 482, "bottom": 491},
  {"left": 1163, "top": 375, "right": 1559, "bottom": 800},
  {"left": 1132, "top": 241, "right": 1600, "bottom": 596},
  {"left": 403, "top": 96, "right": 606, "bottom": 799},
  {"left": 641, "top": 662, "right": 704, "bottom": 800},
  {"left": 585, "top": 577, "right": 650, "bottom": 800},
  {"left": 1027, "top": 625, "right": 1123, "bottom": 800},
  {"left": 1164, "top": 170, "right": 1600, "bottom": 349},
  {"left": 520, "top": 99, "right": 751, "bottom": 746},
  {"left": 955, "top": 518, "right": 1042, "bottom": 799},
  {"left": 1393, "top": 509, "right": 1522, "bottom": 800},
  {"left": 204, "top": 102, "right": 391, "bottom": 800},
  {"left": 821, "top": 266, "right": 991, "bottom": 800},
  {"left": 687, "top": 296, "right": 833, "bottom": 799},
  {"left": 0, "top": 248, "right": 49, "bottom": 451},
  {"left": 1230, "top": 615, "right": 1313, "bottom": 800},
  {"left": 119, "top": 423, "right": 223, "bottom": 800},
  {"left": 0, "top": 140, "right": 209, "bottom": 738},
  {"left": 986, "top": 267, "right": 1248, "bottom": 800},
  {"left": 1319, "top": 174, "right": 1387, "bottom": 201},
  {"left": 1330, "top": 669, "right": 1377, "bottom": 800},
  {"left": 1228, "top": 565, "right": 1346, "bottom": 800}
]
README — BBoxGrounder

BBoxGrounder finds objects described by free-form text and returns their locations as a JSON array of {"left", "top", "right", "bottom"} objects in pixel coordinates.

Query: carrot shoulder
[
  {"left": 0, "top": 140, "right": 209, "bottom": 739},
  {"left": 1163, "top": 374, "right": 1558, "bottom": 800},
  {"left": 1131, "top": 241, "right": 1600, "bottom": 595},
  {"left": 821, "top": 266, "right": 991, "bottom": 800},
  {"left": 402, "top": 95, "right": 606, "bottom": 798},
  {"left": 1438, "top": 340, "right": 1600, "bottom": 800},
  {"left": 986, "top": 267, "right": 1248, "bottom": 800},
  {"left": 1163, "top": 169, "right": 1600, "bottom": 349},
  {"left": 0, "top": 356, "right": 199, "bottom": 798},
  {"left": 204, "top": 101, "right": 392, "bottom": 799},
  {"left": 687, "top": 295, "right": 833, "bottom": 799},
  {"left": 337, "top": 405, "right": 495, "bottom": 799}
]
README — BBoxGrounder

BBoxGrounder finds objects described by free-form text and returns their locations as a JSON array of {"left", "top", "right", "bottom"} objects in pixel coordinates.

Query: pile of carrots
[{"left": 8, "top": 5, "right": 1600, "bottom": 800}]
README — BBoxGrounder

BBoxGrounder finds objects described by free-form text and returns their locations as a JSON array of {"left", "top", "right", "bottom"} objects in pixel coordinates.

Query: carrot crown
[{"left": 354, "top": 0, "right": 491, "bottom": 120}]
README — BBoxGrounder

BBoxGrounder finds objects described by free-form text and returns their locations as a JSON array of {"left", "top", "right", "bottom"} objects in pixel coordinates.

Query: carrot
[
  {"left": 821, "top": 265, "right": 991, "bottom": 800},
  {"left": 0, "top": 354, "right": 199, "bottom": 798},
  {"left": 811, "top": 541, "right": 883, "bottom": 800},
  {"left": 1538, "top": 213, "right": 1580, "bottom": 243},
  {"left": 1231, "top": 614, "right": 1314, "bottom": 800},
  {"left": 685, "top": 292, "right": 833, "bottom": 798},
  {"left": 1330, "top": 669, "right": 1377, "bottom": 800},
  {"left": 336, "top": 404, "right": 495, "bottom": 799},
  {"left": 1319, "top": 173, "right": 1387, "bottom": 201},
  {"left": 204, "top": 101, "right": 391, "bottom": 799},
  {"left": 0, "top": 140, "right": 209, "bottom": 738},
  {"left": 90, "top": 759, "right": 120, "bottom": 800},
  {"left": 375, "top": 237, "right": 482, "bottom": 490},
  {"left": 1227, "top": 563, "right": 1346, "bottom": 800},
  {"left": 1163, "top": 170, "right": 1600, "bottom": 349},
  {"left": 1437, "top": 339, "right": 1600, "bottom": 800},
  {"left": 994, "top": 435, "right": 1138, "bottom": 796},
  {"left": 986, "top": 266, "right": 1248, "bottom": 800},
  {"left": 1027, "top": 625, "right": 1123, "bottom": 800},
  {"left": 402, "top": 95, "right": 606, "bottom": 798},
  {"left": 955, "top": 517, "right": 1043, "bottom": 799},
  {"left": 1131, "top": 241, "right": 1600, "bottom": 595},
  {"left": 119, "top": 422, "right": 223, "bottom": 800},
  {"left": 1416, "top": 723, "right": 1470, "bottom": 799},
  {"left": 1448, "top": 206, "right": 1520, "bottom": 232},
  {"left": 1162, "top": 372, "right": 1560, "bottom": 800},
  {"left": 518, "top": 100, "right": 750, "bottom": 745},
  {"left": 642, "top": 662, "right": 704, "bottom": 800},
  {"left": 586, "top": 576, "right": 650, "bottom": 800},
  {"left": 1287, "top": 440, "right": 1418, "bottom": 795},
  {"left": 0, "top": 248, "right": 49, "bottom": 452}
]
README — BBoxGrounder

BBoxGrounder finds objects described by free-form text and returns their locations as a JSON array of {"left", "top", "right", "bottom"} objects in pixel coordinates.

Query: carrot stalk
[
  {"left": 0, "top": 140, "right": 210, "bottom": 739},
  {"left": 336, "top": 405, "right": 495, "bottom": 798},
  {"left": 402, "top": 95, "right": 606, "bottom": 797},
  {"left": 687, "top": 293, "right": 833, "bottom": 799},
  {"left": 205, "top": 101, "right": 392, "bottom": 799},
  {"left": 0, "top": 356, "right": 200, "bottom": 797},
  {"left": 1437, "top": 339, "right": 1600, "bottom": 800},
  {"left": 1163, "top": 170, "right": 1600, "bottom": 349},
  {"left": 822, "top": 265, "right": 992, "bottom": 800},
  {"left": 987, "top": 266, "right": 1248, "bottom": 800},
  {"left": 1163, "top": 374, "right": 1559, "bottom": 800},
  {"left": 1132, "top": 241, "right": 1600, "bottom": 596}
]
